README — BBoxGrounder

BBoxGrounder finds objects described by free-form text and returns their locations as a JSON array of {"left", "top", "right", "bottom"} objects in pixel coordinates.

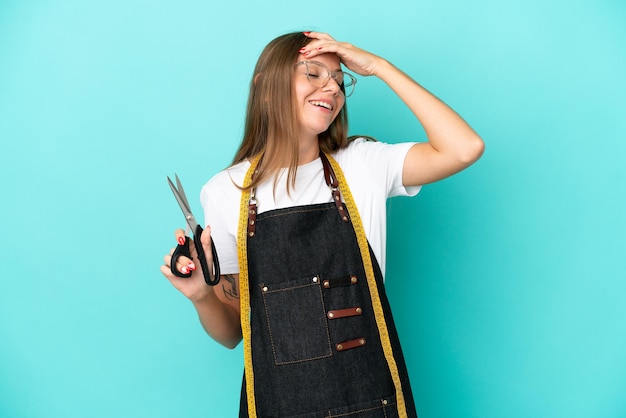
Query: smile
[{"left": 309, "top": 100, "right": 333, "bottom": 111}]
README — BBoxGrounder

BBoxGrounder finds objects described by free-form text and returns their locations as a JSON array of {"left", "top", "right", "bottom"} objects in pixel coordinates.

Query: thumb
[{"left": 200, "top": 225, "right": 213, "bottom": 254}]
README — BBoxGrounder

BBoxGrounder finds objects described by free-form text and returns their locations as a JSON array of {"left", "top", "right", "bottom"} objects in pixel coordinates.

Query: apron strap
[
  {"left": 320, "top": 151, "right": 350, "bottom": 223},
  {"left": 247, "top": 153, "right": 349, "bottom": 237}
]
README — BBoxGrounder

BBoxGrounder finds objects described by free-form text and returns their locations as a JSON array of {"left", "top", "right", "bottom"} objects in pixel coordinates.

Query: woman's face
[{"left": 293, "top": 52, "right": 345, "bottom": 139}]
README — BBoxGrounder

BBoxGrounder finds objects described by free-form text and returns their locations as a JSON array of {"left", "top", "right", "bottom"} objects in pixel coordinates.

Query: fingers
[
  {"left": 301, "top": 32, "right": 338, "bottom": 54},
  {"left": 300, "top": 34, "right": 360, "bottom": 67},
  {"left": 160, "top": 264, "right": 173, "bottom": 277},
  {"left": 304, "top": 31, "right": 335, "bottom": 42},
  {"left": 163, "top": 226, "right": 198, "bottom": 276},
  {"left": 177, "top": 250, "right": 196, "bottom": 274},
  {"left": 301, "top": 31, "right": 379, "bottom": 77},
  {"left": 161, "top": 254, "right": 178, "bottom": 278},
  {"left": 174, "top": 227, "right": 196, "bottom": 272},
  {"left": 162, "top": 226, "right": 212, "bottom": 280},
  {"left": 174, "top": 228, "right": 186, "bottom": 245},
  {"left": 301, "top": 31, "right": 343, "bottom": 57},
  {"left": 162, "top": 251, "right": 196, "bottom": 276}
]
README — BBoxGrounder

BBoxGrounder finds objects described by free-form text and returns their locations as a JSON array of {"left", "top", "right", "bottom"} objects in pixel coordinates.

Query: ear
[{"left": 254, "top": 73, "right": 262, "bottom": 85}]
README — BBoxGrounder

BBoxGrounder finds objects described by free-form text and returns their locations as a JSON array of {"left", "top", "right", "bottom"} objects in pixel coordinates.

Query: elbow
[
  {"left": 221, "top": 330, "right": 243, "bottom": 350},
  {"left": 223, "top": 340, "right": 241, "bottom": 350},
  {"left": 458, "top": 134, "right": 485, "bottom": 165},
  {"left": 207, "top": 324, "right": 242, "bottom": 349}
]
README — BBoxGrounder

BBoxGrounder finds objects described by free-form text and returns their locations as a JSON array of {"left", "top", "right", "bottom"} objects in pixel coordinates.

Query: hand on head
[{"left": 300, "top": 31, "right": 382, "bottom": 77}]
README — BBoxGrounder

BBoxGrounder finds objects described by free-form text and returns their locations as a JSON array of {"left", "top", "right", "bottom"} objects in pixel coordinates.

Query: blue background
[{"left": 1, "top": 0, "right": 625, "bottom": 417}]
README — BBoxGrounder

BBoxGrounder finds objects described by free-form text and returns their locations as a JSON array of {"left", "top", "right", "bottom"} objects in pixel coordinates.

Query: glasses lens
[
  {"left": 342, "top": 73, "right": 356, "bottom": 97},
  {"left": 304, "top": 62, "right": 326, "bottom": 88}
]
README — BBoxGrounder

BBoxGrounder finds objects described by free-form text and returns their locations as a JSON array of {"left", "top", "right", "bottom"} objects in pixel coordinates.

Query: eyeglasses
[{"left": 295, "top": 60, "right": 357, "bottom": 98}]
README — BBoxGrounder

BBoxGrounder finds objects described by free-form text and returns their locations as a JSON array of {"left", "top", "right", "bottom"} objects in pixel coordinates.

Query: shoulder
[
  {"left": 202, "top": 161, "right": 249, "bottom": 192},
  {"left": 200, "top": 160, "right": 250, "bottom": 207},
  {"left": 333, "top": 136, "right": 416, "bottom": 169},
  {"left": 331, "top": 136, "right": 375, "bottom": 165},
  {"left": 333, "top": 136, "right": 420, "bottom": 197}
]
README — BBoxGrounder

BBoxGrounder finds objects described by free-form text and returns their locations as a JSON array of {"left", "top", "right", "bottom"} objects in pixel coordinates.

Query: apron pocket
[
  {"left": 325, "top": 395, "right": 398, "bottom": 418},
  {"left": 261, "top": 275, "right": 332, "bottom": 365}
]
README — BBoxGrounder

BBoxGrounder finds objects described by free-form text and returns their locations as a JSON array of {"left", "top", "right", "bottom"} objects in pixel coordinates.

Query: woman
[{"left": 161, "top": 31, "right": 484, "bottom": 418}]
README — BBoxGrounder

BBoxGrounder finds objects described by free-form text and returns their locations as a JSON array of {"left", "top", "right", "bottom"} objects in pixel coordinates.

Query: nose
[{"left": 323, "top": 75, "right": 342, "bottom": 96}]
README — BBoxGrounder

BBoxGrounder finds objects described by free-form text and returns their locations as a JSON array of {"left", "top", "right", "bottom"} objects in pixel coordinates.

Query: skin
[
  {"left": 161, "top": 31, "right": 485, "bottom": 349},
  {"left": 293, "top": 52, "right": 345, "bottom": 164}
]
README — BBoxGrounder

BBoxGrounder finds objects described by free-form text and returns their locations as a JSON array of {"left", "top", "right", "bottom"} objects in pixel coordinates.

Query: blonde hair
[{"left": 232, "top": 32, "right": 350, "bottom": 192}]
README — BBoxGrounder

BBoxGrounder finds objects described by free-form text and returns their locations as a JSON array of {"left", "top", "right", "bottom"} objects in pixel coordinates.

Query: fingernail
[
  {"left": 188, "top": 262, "right": 196, "bottom": 271},
  {"left": 299, "top": 47, "right": 306, "bottom": 52},
  {"left": 181, "top": 266, "right": 189, "bottom": 274},
  {"left": 303, "top": 31, "right": 311, "bottom": 35},
  {"left": 178, "top": 236, "right": 185, "bottom": 245},
  {"left": 304, "top": 51, "right": 310, "bottom": 56}
]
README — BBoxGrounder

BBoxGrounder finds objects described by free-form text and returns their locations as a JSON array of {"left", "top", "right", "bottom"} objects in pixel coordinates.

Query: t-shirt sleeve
[
  {"left": 338, "top": 137, "right": 421, "bottom": 198},
  {"left": 199, "top": 170, "right": 242, "bottom": 275}
]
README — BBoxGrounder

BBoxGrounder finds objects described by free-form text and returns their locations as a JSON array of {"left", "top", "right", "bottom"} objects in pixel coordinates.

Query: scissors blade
[
  {"left": 174, "top": 174, "right": 191, "bottom": 210},
  {"left": 167, "top": 175, "right": 200, "bottom": 233}
]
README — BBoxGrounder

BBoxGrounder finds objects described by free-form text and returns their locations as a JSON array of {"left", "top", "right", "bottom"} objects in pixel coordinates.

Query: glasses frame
[{"left": 294, "top": 60, "right": 357, "bottom": 98}]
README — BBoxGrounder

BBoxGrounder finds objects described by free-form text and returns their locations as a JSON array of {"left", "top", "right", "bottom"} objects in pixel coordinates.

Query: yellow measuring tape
[
  {"left": 237, "top": 154, "right": 261, "bottom": 418},
  {"left": 237, "top": 153, "right": 407, "bottom": 417}
]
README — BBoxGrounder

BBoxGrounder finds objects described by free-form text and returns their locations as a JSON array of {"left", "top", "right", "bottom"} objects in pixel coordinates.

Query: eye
[{"left": 306, "top": 68, "right": 322, "bottom": 78}]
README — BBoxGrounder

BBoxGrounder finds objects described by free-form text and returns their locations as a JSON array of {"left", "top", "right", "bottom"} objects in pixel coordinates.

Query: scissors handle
[{"left": 170, "top": 224, "right": 221, "bottom": 286}]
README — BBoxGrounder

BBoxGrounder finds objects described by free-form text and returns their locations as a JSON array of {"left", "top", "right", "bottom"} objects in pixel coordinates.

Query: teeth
[{"left": 310, "top": 100, "right": 332, "bottom": 110}]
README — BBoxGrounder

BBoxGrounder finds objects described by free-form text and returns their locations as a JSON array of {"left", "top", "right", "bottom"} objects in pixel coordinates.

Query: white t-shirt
[{"left": 200, "top": 137, "right": 420, "bottom": 278}]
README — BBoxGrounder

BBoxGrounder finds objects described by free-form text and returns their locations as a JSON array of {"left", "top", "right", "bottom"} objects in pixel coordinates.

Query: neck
[{"left": 298, "top": 136, "right": 320, "bottom": 165}]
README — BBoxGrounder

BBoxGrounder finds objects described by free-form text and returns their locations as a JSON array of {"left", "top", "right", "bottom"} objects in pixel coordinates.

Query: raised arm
[{"left": 302, "top": 32, "right": 485, "bottom": 186}]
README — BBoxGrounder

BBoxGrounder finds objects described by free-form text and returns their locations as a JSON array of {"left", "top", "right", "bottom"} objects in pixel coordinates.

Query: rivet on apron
[
  {"left": 312, "top": 276, "right": 318, "bottom": 283},
  {"left": 262, "top": 286, "right": 268, "bottom": 292},
  {"left": 247, "top": 193, "right": 257, "bottom": 237},
  {"left": 351, "top": 276, "right": 358, "bottom": 284},
  {"left": 382, "top": 399, "right": 388, "bottom": 406}
]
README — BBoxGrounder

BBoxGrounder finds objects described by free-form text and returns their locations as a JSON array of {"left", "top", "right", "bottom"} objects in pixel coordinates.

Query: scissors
[{"left": 167, "top": 174, "right": 220, "bottom": 286}]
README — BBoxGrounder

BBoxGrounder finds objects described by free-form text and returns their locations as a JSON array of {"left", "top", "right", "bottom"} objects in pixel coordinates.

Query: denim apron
[{"left": 237, "top": 153, "right": 417, "bottom": 418}]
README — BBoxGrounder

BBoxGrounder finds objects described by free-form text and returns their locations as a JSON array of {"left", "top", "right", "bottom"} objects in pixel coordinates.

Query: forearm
[
  {"left": 374, "top": 58, "right": 484, "bottom": 164},
  {"left": 190, "top": 288, "right": 242, "bottom": 349},
  {"left": 301, "top": 31, "right": 483, "bottom": 168}
]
